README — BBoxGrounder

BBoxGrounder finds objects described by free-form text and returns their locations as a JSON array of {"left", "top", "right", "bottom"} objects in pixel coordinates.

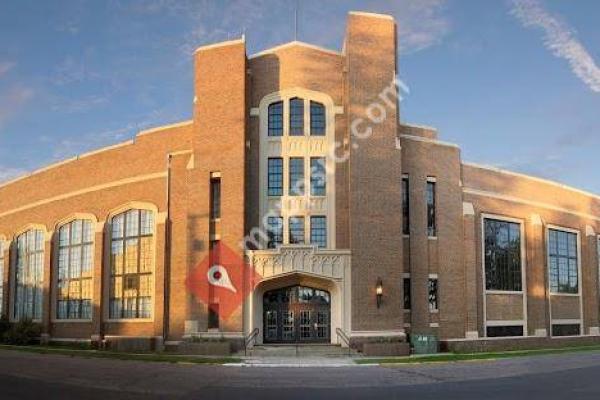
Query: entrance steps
[{"left": 238, "top": 344, "right": 360, "bottom": 358}]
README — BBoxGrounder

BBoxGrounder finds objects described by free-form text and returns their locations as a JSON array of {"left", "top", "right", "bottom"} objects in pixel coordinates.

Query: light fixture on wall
[{"left": 376, "top": 278, "right": 383, "bottom": 308}]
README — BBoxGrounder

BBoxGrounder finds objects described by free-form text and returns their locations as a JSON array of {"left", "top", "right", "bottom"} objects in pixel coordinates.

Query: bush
[
  {"left": 0, "top": 315, "right": 10, "bottom": 342},
  {"left": 4, "top": 319, "right": 41, "bottom": 345}
]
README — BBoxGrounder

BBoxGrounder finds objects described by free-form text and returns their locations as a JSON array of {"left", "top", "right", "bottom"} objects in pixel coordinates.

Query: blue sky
[{"left": 1, "top": 0, "right": 599, "bottom": 193}]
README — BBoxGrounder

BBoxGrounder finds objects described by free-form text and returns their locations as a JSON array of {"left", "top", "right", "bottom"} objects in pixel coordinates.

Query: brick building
[{"left": 0, "top": 12, "right": 599, "bottom": 350}]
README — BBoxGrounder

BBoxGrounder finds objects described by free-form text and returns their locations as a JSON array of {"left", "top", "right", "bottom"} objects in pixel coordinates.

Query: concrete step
[{"left": 237, "top": 344, "right": 360, "bottom": 358}]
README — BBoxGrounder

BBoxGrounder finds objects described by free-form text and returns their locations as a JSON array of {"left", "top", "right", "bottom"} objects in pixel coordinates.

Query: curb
[{"left": 224, "top": 362, "right": 376, "bottom": 368}]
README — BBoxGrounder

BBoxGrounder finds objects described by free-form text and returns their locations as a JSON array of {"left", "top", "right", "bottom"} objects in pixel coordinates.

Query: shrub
[
  {"left": 4, "top": 319, "right": 41, "bottom": 345},
  {"left": 0, "top": 315, "right": 10, "bottom": 342}
]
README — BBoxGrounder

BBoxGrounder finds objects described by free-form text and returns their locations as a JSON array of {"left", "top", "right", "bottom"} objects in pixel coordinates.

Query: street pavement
[{"left": 1, "top": 349, "right": 600, "bottom": 399}]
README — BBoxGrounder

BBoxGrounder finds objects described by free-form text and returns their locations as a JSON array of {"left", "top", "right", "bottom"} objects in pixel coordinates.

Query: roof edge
[
  {"left": 248, "top": 40, "right": 342, "bottom": 59},
  {"left": 463, "top": 161, "right": 600, "bottom": 202}
]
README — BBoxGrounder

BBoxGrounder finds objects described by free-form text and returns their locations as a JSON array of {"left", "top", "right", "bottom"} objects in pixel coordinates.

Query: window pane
[
  {"left": 484, "top": 219, "right": 522, "bottom": 291},
  {"left": 126, "top": 210, "right": 140, "bottom": 237},
  {"left": 140, "top": 210, "right": 154, "bottom": 235},
  {"left": 310, "top": 216, "right": 327, "bottom": 248},
  {"left": 403, "top": 278, "right": 411, "bottom": 310},
  {"left": 289, "top": 157, "right": 305, "bottom": 196},
  {"left": 14, "top": 229, "right": 44, "bottom": 320},
  {"left": 56, "top": 220, "right": 94, "bottom": 319},
  {"left": 268, "top": 101, "right": 283, "bottom": 136},
  {"left": 402, "top": 177, "right": 409, "bottom": 235},
  {"left": 289, "top": 97, "right": 304, "bottom": 136},
  {"left": 210, "top": 178, "right": 221, "bottom": 219},
  {"left": 310, "top": 101, "right": 325, "bottom": 136},
  {"left": 426, "top": 181, "right": 436, "bottom": 237},
  {"left": 110, "top": 210, "right": 154, "bottom": 319},
  {"left": 548, "top": 229, "right": 578, "bottom": 294},
  {"left": 289, "top": 217, "right": 305, "bottom": 244},
  {"left": 310, "top": 157, "right": 326, "bottom": 196},
  {"left": 428, "top": 278, "right": 438, "bottom": 311},
  {"left": 268, "top": 158, "right": 283, "bottom": 196},
  {"left": 267, "top": 217, "right": 283, "bottom": 249}
]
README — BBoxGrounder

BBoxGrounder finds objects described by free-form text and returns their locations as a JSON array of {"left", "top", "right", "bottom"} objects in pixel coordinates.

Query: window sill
[
  {"left": 403, "top": 234, "right": 410, "bottom": 239},
  {"left": 485, "top": 290, "right": 524, "bottom": 295},
  {"left": 403, "top": 309, "right": 411, "bottom": 313},
  {"left": 52, "top": 319, "right": 93, "bottom": 323},
  {"left": 428, "top": 236, "right": 438, "bottom": 240},
  {"left": 429, "top": 309, "right": 439, "bottom": 314},
  {"left": 104, "top": 318, "right": 154, "bottom": 323},
  {"left": 550, "top": 292, "right": 580, "bottom": 297}
]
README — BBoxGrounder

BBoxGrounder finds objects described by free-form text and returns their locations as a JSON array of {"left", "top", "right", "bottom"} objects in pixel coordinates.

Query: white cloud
[
  {"left": 510, "top": 0, "right": 600, "bottom": 93},
  {"left": 0, "top": 86, "right": 34, "bottom": 129},
  {"left": 390, "top": 0, "right": 451, "bottom": 54},
  {"left": 0, "top": 61, "right": 16, "bottom": 77},
  {"left": 47, "top": 108, "right": 175, "bottom": 161},
  {"left": 51, "top": 94, "right": 110, "bottom": 114},
  {"left": 123, "top": 0, "right": 450, "bottom": 55},
  {"left": 52, "top": 55, "right": 100, "bottom": 86}
]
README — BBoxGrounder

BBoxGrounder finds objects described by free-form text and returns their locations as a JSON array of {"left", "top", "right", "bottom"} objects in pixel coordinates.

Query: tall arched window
[
  {"left": 14, "top": 229, "right": 45, "bottom": 320},
  {"left": 109, "top": 209, "right": 154, "bottom": 319},
  {"left": 57, "top": 220, "right": 93, "bottom": 319},
  {"left": 310, "top": 101, "right": 326, "bottom": 136},
  {"left": 268, "top": 101, "right": 283, "bottom": 137},
  {"left": 289, "top": 97, "right": 304, "bottom": 136}
]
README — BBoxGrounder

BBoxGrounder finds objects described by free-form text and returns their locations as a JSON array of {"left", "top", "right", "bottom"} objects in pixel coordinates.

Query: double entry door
[{"left": 263, "top": 285, "right": 330, "bottom": 344}]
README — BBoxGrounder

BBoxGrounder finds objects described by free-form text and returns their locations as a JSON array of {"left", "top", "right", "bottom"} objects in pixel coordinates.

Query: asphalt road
[{"left": 1, "top": 349, "right": 600, "bottom": 399}]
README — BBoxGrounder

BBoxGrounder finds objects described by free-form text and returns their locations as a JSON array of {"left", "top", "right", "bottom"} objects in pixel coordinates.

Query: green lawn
[
  {"left": 356, "top": 344, "right": 600, "bottom": 365},
  {"left": 0, "top": 344, "right": 241, "bottom": 365}
]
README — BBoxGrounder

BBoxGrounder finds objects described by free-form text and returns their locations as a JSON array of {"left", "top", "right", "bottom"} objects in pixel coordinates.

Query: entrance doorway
[{"left": 263, "top": 285, "right": 331, "bottom": 344}]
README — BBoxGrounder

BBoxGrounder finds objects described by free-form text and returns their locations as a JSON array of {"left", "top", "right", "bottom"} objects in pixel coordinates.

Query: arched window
[
  {"left": 14, "top": 229, "right": 45, "bottom": 320},
  {"left": 57, "top": 220, "right": 93, "bottom": 320},
  {"left": 109, "top": 209, "right": 154, "bottom": 319},
  {"left": 310, "top": 101, "right": 326, "bottom": 136},
  {"left": 289, "top": 97, "right": 304, "bottom": 136},
  {"left": 268, "top": 101, "right": 283, "bottom": 137},
  {"left": 0, "top": 239, "right": 5, "bottom": 316}
]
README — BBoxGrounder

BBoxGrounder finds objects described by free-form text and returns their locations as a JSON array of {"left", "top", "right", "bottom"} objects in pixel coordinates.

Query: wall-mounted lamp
[{"left": 376, "top": 278, "right": 383, "bottom": 308}]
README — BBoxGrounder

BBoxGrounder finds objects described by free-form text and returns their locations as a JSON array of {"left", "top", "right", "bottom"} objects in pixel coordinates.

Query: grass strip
[
  {"left": 0, "top": 344, "right": 241, "bottom": 365},
  {"left": 355, "top": 344, "right": 600, "bottom": 365}
]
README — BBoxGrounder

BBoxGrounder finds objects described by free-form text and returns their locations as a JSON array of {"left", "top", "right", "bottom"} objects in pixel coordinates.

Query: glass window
[
  {"left": 426, "top": 180, "right": 436, "bottom": 237},
  {"left": 0, "top": 240, "right": 4, "bottom": 316},
  {"left": 109, "top": 209, "right": 154, "bottom": 319},
  {"left": 289, "top": 217, "right": 305, "bottom": 244},
  {"left": 289, "top": 97, "right": 304, "bottom": 136},
  {"left": 402, "top": 177, "right": 409, "bottom": 235},
  {"left": 552, "top": 324, "right": 580, "bottom": 336},
  {"left": 486, "top": 325, "right": 523, "bottom": 337},
  {"left": 268, "top": 101, "right": 283, "bottom": 136},
  {"left": 403, "top": 277, "right": 411, "bottom": 310},
  {"left": 267, "top": 216, "right": 283, "bottom": 249},
  {"left": 310, "top": 101, "right": 325, "bottom": 136},
  {"left": 310, "top": 157, "right": 326, "bottom": 196},
  {"left": 548, "top": 229, "right": 578, "bottom": 294},
  {"left": 57, "top": 220, "right": 93, "bottom": 320},
  {"left": 484, "top": 218, "right": 522, "bottom": 291},
  {"left": 310, "top": 216, "right": 327, "bottom": 248},
  {"left": 14, "top": 229, "right": 45, "bottom": 320},
  {"left": 210, "top": 177, "right": 221, "bottom": 219},
  {"left": 428, "top": 278, "right": 438, "bottom": 312},
  {"left": 267, "top": 158, "right": 283, "bottom": 196},
  {"left": 289, "top": 157, "right": 305, "bottom": 196}
]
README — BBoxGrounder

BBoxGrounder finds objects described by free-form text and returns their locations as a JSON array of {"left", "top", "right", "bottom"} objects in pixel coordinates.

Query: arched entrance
[{"left": 263, "top": 285, "right": 331, "bottom": 344}]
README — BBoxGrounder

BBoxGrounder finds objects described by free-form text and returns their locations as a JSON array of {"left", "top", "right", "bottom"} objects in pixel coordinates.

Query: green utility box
[{"left": 411, "top": 334, "right": 439, "bottom": 354}]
